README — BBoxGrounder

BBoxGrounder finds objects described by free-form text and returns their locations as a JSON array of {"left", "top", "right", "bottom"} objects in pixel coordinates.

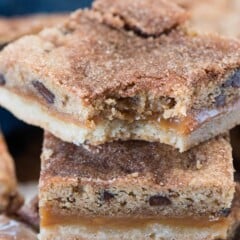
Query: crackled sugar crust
[
  {"left": 0, "top": 14, "right": 67, "bottom": 49},
  {"left": 40, "top": 133, "right": 234, "bottom": 220},
  {"left": 1, "top": 1, "right": 240, "bottom": 149},
  {"left": 0, "top": 134, "right": 23, "bottom": 213}
]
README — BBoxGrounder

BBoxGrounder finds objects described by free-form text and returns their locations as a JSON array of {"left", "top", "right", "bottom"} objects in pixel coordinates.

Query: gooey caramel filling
[
  {"left": 158, "top": 117, "right": 195, "bottom": 134},
  {"left": 158, "top": 99, "right": 240, "bottom": 134},
  {"left": 41, "top": 208, "right": 230, "bottom": 231}
]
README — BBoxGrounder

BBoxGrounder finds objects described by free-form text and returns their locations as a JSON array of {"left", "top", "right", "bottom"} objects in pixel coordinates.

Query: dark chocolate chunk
[
  {"left": 149, "top": 195, "right": 171, "bottom": 206},
  {"left": 32, "top": 80, "right": 55, "bottom": 104},
  {"left": 0, "top": 74, "right": 6, "bottom": 86},
  {"left": 218, "top": 207, "right": 231, "bottom": 217},
  {"left": 103, "top": 190, "right": 115, "bottom": 201},
  {"left": 215, "top": 93, "right": 226, "bottom": 108}
]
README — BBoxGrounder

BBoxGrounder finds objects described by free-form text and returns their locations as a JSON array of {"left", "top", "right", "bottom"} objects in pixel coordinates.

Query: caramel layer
[
  {"left": 41, "top": 208, "right": 230, "bottom": 230},
  {"left": 159, "top": 98, "right": 240, "bottom": 134},
  {"left": 158, "top": 117, "right": 195, "bottom": 134}
]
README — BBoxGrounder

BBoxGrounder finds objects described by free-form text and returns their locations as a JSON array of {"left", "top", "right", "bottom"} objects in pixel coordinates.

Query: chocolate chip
[
  {"left": 215, "top": 93, "right": 226, "bottom": 108},
  {"left": 32, "top": 80, "right": 55, "bottom": 104},
  {"left": 103, "top": 190, "right": 115, "bottom": 202},
  {"left": 149, "top": 195, "right": 171, "bottom": 206},
  {"left": 0, "top": 74, "right": 6, "bottom": 86},
  {"left": 219, "top": 208, "right": 231, "bottom": 217}
]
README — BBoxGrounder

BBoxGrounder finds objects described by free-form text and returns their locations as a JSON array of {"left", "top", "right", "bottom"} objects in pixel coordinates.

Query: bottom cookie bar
[
  {"left": 39, "top": 133, "right": 235, "bottom": 239},
  {"left": 39, "top": 181, "right": 240, "bottom": 240}
]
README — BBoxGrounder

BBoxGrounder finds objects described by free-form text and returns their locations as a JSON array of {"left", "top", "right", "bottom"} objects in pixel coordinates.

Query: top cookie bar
[{"left": 1, "top": 0, "right": 240, "bottom": 150}]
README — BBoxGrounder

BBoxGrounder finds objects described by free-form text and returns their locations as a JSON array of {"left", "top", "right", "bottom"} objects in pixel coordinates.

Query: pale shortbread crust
[{"left": 39, "top": 219, "right": 229, "bottom": 240}]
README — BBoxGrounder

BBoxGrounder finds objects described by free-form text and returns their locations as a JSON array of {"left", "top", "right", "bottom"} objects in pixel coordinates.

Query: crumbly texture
[
  {"left": 1, "top": 5, "right": 240, "bottom": 148},
  {"left": 0, "top": 133, "right": 23, "bottom": 213},
  {"left": 0, "top": 14, "right": 67, "bottom": 49},
  {"left": 0, "top": 215, "right": 37, "bottom": 240},
  {"left": 39, "top": 133, "right": 234, "bottom": 219}
]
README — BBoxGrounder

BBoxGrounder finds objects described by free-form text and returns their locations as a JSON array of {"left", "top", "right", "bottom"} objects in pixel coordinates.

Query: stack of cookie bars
[{"left": 1, "top": 0, "right": 240, "bottom": 239}]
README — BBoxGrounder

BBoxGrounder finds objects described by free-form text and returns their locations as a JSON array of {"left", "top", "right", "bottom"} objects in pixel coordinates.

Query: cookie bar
[
  {"left": 0, "top": 215, "right": 37, "bottom": 240},
  {"left": 176, "top": 0, "right": 240, "bottom": 39},
  {"left": 0, "top": 14, "right": 67, "bottom": 50},
  {"left": 1, "top": 3, "right": 240, "bottom": 151},
  {"left": 39, "top": 132, "right": 234, "bottom": 239},
  {"left": 0, "top": 133, "right": 23, "bottom": 213}
]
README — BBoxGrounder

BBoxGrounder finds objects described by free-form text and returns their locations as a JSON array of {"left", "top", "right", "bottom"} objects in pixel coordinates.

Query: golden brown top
[
  {"left": 41, "top": 132, "right": 233, "bottom": 190},
  {"left": 93, "top": 0, "right": 188, "bottom": 37},
  {"left": 0, "top": 14, "right": 67, "bottom": 47}
]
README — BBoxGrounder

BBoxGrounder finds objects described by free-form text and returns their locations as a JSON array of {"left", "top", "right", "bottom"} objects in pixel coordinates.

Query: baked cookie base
[{"left": 39, "top": 132, "right": 234, "bottom": 219}]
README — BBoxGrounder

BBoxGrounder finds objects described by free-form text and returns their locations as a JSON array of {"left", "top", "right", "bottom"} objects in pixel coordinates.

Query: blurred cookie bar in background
[
  {"left": 0, "top": 13, "right": 67, "bottom": 50},
  {"left": 0, "top": 132, "right": 23, "bottom": 213}
]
